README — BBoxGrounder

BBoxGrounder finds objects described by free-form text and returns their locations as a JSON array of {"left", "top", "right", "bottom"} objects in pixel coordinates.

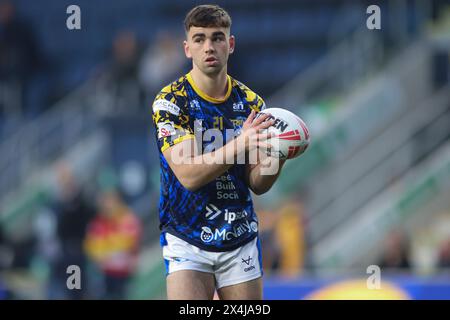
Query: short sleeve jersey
[{"left": 152, "top": 72, "right": 265, "bottom": 252}]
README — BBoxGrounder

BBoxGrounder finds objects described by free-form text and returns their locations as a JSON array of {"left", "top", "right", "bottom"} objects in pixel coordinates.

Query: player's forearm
[
  {"left": 176, "top": 138, "right": 243, "bottom": 191},
  {"left": 248, "top": 159, "right": 286, "bottom": 195}
]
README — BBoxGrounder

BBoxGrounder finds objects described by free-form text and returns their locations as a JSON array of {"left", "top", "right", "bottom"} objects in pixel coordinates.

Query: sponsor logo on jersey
[
  {"left": 205, "top": 204, "right": 222, "bottom": 220},
  {"left": 216, "top": 175, "right": 239, "bottom": 200},
  {"left": 153, "top": 99, "right": 180, "bottom": 115},
  {"left": 200, "top": 226, "right": 214, "bottom": 243},
  {"left": 232, "top": 102, "right": 245, "bottom": 112},
  {"left": 157, "top": 122, "right": 176, "bottom": 139},
  {"left": 204, "top": 204, "right": 248, "bottom": 224},
  {"left": 190, "top": 99, "right": 201, "bottom": 110},
  {"left": 250, "top": 221, "right": 258, "bottom": 232},
  {"left": 230, "top": 118, "right": 245, "bottom": 137},
  {"left": 224, "top": 209, "right": 248, "bottom": 224},
  {"left": 216, "top": 220, "right": 257, "bottom": 241}
]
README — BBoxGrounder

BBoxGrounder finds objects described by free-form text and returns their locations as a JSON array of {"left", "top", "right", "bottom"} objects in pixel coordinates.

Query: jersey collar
[{"left": 186, "top": 72, "right": 232, "bottom": 104}]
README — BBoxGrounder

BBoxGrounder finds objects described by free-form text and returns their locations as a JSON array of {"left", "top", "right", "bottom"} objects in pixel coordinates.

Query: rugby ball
[{"left": 257, "top": 107, "right": 310, "bottom": 160}]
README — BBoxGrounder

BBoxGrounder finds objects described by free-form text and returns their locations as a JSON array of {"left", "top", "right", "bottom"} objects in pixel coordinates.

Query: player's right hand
[{"left": 237, "top": 110, "right": 274, "bottom": 154}]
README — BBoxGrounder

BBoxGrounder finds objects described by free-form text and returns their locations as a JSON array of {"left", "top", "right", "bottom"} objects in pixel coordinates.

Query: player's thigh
[
  {"left": 167, "top": 270, "right": 216, "bottom": 300},
  {"left": 217, "top": 277, "right": 263, "bottom": 300}
]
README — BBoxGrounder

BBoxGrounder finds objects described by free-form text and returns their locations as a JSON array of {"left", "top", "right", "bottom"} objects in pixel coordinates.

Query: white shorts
[{"left": 162, "top": 233, "right": 263, "bottom": 289}]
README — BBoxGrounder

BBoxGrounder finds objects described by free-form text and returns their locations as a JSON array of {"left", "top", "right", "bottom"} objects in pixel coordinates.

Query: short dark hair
[{"left": 184, "top": 4, "right": 232, "bottom": 32}]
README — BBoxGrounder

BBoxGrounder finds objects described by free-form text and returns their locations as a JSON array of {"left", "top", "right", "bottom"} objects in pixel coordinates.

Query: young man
[{"left": 151, "top": 4, "right": 285, "bottom": 300}]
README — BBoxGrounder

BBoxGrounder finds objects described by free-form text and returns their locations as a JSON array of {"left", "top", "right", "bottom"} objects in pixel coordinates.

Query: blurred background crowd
[{"left": 1, "top": 0, "right": 450, "bottom": 299}]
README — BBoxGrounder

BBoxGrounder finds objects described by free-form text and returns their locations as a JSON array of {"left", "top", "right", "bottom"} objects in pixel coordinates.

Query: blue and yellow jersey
[{"left": 151, "top": 72, "right": 266, "bottom": 252}]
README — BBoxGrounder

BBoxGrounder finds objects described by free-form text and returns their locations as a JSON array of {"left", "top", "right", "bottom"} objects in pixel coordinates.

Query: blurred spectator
[
  {"left": 0, "top": 227, "right": 12, "bottom": 272},
  {"left": 0, "top": 280, "right": 8, "bottom": 299},
  {"left": 93, "top": 30, "right": 145, "bottom": 116},
  {"left": 274, "top": 199, "right": 305, "bottom": 277},
  {"left": 431, "top": 0, "right": 450, "bottom": 21},
  {"left": 378, "top": 228, "right": 412, "bottom": 271},
  {"left": 138, "top": 30, "right": 186, "bottom": 100},
  {"left": 8, "top": 231, "right": 36, "bottom": 270},
  {"left": 32, "top": 206, "right": 60, "bottom": 296},
  {"left": 256, "top": 204, "right": 280, "bottom": 274},
  {"left": 84, "top": 189, "right": 141, "bottom": 300},
  {"left": 0, "top": 228, "right": 12, "bottom": 299},
  {"left": 48, "top": 162, "right": 96, "bottom": 299},
  {"left": 437, "top": 237, "right": 450, "bottom": 269},
  {"left": 0, "top": 0, "right": 42, "bottom": 121}
]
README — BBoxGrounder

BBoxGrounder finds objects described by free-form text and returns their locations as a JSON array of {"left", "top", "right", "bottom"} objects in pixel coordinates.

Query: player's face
[{"left": 184, "top": 26, "right": 235, "bottom": 76}]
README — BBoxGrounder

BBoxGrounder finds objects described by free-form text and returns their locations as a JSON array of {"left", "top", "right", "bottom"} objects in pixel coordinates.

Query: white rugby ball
[{"left": 258, "top": 107, "right": 310, "bottom": 160}]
